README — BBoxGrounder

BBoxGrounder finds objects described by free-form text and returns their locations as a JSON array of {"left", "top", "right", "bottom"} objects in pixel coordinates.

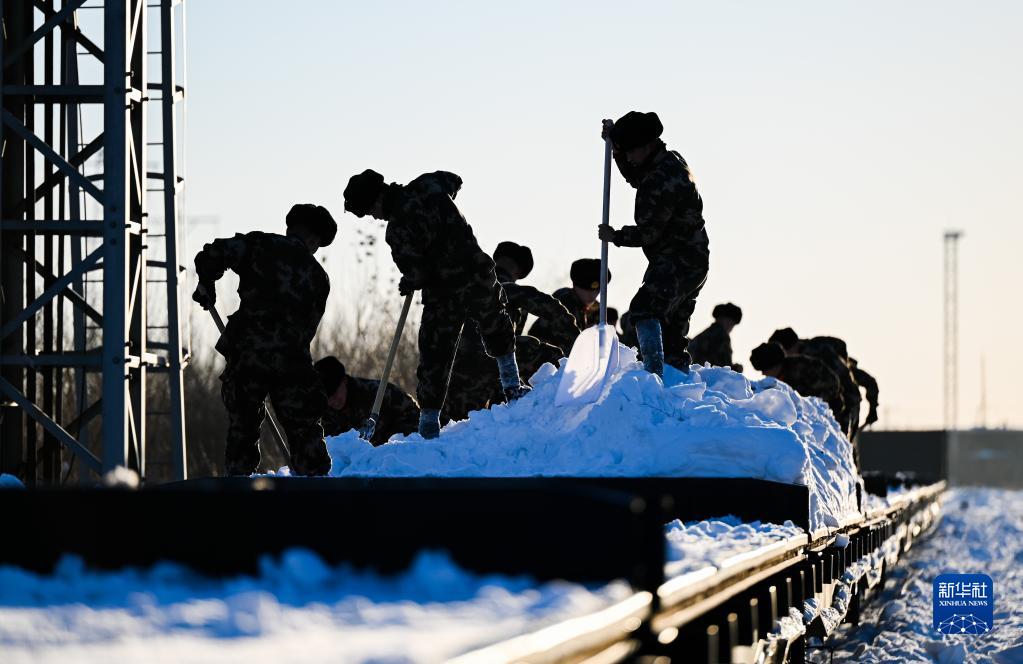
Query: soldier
[
  {"left": 619, "top": 310, "right": 639, "bottom": 349},
  {"left": 343, "top": 169, "right": 529, "bottom": 439},
  {"left": 494, "top": 241, "right": 579, "bottom": 349},
  {"left": 769, "top": 327, "right": 862, "bottom": 438},
  {"left": 314, "top": 356, "right": 419, "bottom": 446},
  {"left": 527, "top": 258, "right": 608, "bottom": 353},
  {"left": 849, "top": 358, "right": 879, "bottom": 429},
  {"left": 750, "top": 343, "right": 844, "bottom": 421},
  {"left": 597, "top": 111, "right": 709, "bottom": 376},
  {"left": 689, "top": 303, "right": 743, "bottom": 371},
  {"left": 192, "top": 204, "right": 335, "bottom": 476},
  {"left": 444, "top": 241, "right": 573, "bottom": 422}
]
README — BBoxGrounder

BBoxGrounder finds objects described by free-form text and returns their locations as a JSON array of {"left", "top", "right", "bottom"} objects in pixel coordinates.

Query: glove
[
  {"left": 597, "top": 225, "right": 617, "bottom": 243},
  {"left": 192, "top": 281, "right": 215, "bottom": 310},
  {"left": 398, "top": 276, "right": 417, "bottom": 297},
  {"left": 600, "top": 119, "right": 614, "bottom": 140},
  {"left": 358, "top": 417, "right": 377, "bottom": 441},
  {"left": 865, "top": 409, "right": 879, "bottom": 426},
  {"left": 731, "top": 363, "right": 744, "bottom": 373}
]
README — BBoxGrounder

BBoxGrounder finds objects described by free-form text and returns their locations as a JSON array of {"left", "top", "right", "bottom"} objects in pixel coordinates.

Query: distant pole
[{"left": 943, "top": 231, "right": 963, "bottom": 431}]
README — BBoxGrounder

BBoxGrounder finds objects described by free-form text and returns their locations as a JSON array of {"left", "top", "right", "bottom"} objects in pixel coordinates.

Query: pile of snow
[
  {"left": 0, "top": 473, "right": 25, "bottom": 489},
  {"left": 813, "top": 488, "right": 1023, "bottom": 664},
  {"left": 0, "top": 550, "right": 630, "bottom": 664},
  {"left": 315, "top": 360, "right": 861, "bottom": 531},
  {"left": 664, "top": 516, "right": 805, "bottom": 577}
]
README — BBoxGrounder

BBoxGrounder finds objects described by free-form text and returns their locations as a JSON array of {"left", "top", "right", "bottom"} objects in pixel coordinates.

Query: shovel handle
[
  {"left": 362, "top": 293, "right": 414, "bottom": 440},
  {"left": 599, "top": 135, "right": 612, "bottom": 327}
]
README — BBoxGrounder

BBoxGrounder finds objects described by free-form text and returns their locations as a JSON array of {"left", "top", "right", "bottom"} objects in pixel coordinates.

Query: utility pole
[{"left": 943, "top": 231, "right": 963, "bottom": 432}]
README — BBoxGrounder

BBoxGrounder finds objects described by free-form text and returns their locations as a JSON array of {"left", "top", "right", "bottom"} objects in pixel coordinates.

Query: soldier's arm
[
  {"left": 507, "top": 285, "right": 578, "bottom": 333},
  {"left": 194, "top": 234, "right": 248, "bottom": 285},
  {"left": 614, "top": 174, "right": 675, "bottom": 247},
  {"left": 385, "top": 214, "right": 432, "bottom": 289},
  {"left": 853, "top": 367, "right": 880, "bottom": 418}
]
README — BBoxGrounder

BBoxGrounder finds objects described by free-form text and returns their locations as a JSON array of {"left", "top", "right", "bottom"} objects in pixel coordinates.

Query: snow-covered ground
[
  {"left": 664, "top": 515, "right": 805, "bottom": 577},
  {"left": 0, "top": 512, "right": 806, "bottom": 664},
  {"left": 811, "top": 488, "right": 1023, "bottom": 663},
  {"left": 0, "top": 550, "right": 631, "bottom": 664},
  {"left": 300, "top": 360, "right": 861, "bottom": 532}
]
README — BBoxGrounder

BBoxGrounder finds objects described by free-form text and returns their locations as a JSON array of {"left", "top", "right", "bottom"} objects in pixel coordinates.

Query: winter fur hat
[
  {"left": 314, "top": 356, "right": 347, "bottom": 394},
  {"left": 570, "top": 258, "right": 610, "bottom": 290},
  {"left": 494, "top": 241, "right": 534, "bottom": 278},
  {"left": 750, "top": 343, "right": 786, "bottom": 372},
  {"left": 712, "top": 302, "right": 743, "bottom": 324},
  {"left": 768, "top": 327, "right": 799, "bottom": 351},
  {"left": 343, "top": 169, "right": 386, "bottom": 218},
  {"left": 611, "top": 111, "right": 664, "bottom": 151},
  {"left": 286, "top": 204, "right": 337, "bottom": 247}
]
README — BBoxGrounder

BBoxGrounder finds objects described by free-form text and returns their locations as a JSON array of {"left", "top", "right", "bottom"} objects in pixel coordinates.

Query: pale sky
[{"left": 182, "top": 1, "right": 1023, "bottom": 430}]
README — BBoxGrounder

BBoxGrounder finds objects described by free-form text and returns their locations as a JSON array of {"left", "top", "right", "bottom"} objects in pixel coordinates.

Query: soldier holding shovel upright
[
  {"left": 597, "top": 112, "right": 710, "bottom": 376},
  {"left": 342, "top": 169, "right": 530, "bottom": 439}
]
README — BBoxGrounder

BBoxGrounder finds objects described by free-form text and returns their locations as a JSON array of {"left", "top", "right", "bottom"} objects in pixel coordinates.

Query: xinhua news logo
[{"left": 933, "top": 573, "right": 994, "bottom": 635}]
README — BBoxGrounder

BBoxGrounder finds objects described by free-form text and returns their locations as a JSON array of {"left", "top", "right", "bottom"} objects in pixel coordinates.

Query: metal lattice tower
[
  {"left": 1, "top": 0, "right": 189, "bottom": 484},
  {"left": 943, "top": 230, "right": 962, "bottom": 432}
]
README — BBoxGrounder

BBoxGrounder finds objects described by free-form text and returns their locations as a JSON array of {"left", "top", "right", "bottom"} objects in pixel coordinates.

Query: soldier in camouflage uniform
[
  {"left": 527, "top": 258, "right": 607, "bottom": 353},
  {"left": 750, "top": 343, "right": 844, "bottom": 420},
  {"left": 849, "top": 358, "right": 879, "bottom": 429},
  {"left": 689, "top": 303, "right": 743, "bottom": 371},
  {"left": 343, "top": 169, "right": 529, "bottom": 439},
  {"left": 192, "top": 204, "right": 335, "bottom": 476},
  {"left": 769, "top": 328, "right": 862, "bottom": 439},
  {"left": 314, "top": 356, "right": 419, "bottom": 446},
  {"left": 443, "top": 242, "right": 576, "bottom": 422},
  {"left": 597, "top": 111, "right": 709, "bottom": 376},
  {"left": 619, "top": 310, "right": 639, "bottom": 349}
]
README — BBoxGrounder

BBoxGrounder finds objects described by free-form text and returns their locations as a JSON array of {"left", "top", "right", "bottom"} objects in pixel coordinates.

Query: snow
[
  {"left": 663, "top": 515, "right": 805, "bottom": 577},
  {"left": 0, "top": 473, "right": 25, "bottom": 489},
  {"left": 314, "top": 360, "right": 861, "bottom": 532},
  {"left": 0, "top": 550, "right": 631, "bottom": 664},
  {"left": 811, "top": 488, "right": 1023, "bottom": 663}
]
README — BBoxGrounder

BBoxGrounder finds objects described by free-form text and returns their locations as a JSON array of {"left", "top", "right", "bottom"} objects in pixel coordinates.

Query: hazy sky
[{"left": 182, "top": 1, "right": 1022, "bottom": 430}]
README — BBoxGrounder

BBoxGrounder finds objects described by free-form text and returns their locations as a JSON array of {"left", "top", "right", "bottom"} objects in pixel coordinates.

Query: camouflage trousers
[
  {"left": 628, "top": 262, "right": 708, "bottom": 368},
  {"left": 417, "top": 279, "right": 516, "bottom": 411},
  {"left": 443, "top": 335, "right": 562, "bottom": 422},
  {"left": 220, "top": 352, "right": 329, "bottom": 476}
]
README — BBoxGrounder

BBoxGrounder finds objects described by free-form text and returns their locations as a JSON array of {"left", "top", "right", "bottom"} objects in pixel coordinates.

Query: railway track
[
  {"left": 454, "top": 481, "right": 945, "bottom": 663},
  {"left": 0, "top": 476, "right": 945, "bottom": 663}
]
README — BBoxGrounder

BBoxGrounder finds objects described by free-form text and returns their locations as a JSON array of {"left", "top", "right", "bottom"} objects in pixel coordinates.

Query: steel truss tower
[
  {"left": 943, "top": 230, "right": 962, "bottom": 432},
  {"left": 1, "top": 0, "right": 189, "bottom": 484}
]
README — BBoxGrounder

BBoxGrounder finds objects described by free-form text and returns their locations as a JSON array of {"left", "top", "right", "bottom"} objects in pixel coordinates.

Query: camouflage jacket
[
  {"left": 612, "top": 144, "right": 709, "bottom": 271},
  {"left": 688, "top": 321, "right": 733, "bottom": 367},
  {"left": 777, "top": 355, "right": 844, "bottom": 417},
  {"left": 852, "top": 366, "right": 879, "bottom": 412},
  {"left": 382, "top": 171, "right": 495, "bottom": 291},
  {"left": 194, "top": 231, "right": 329, "bottom": 359},
  {"left": 495, "top": 266, "right": 578, "bottom": 339},
  {"left": 795, "top": 336, "right": 860, "bottom": 408},
  {"left": 321, "top": 376, "right": 420, "bottom": 446},
  {"left": 527, "top": 287, "right": 598, "bottom": 352}
]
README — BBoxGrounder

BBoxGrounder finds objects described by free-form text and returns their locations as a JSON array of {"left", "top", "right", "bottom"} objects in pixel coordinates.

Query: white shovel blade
[{"left": 555, "top": 324, "right": 633, "bottom": 406}]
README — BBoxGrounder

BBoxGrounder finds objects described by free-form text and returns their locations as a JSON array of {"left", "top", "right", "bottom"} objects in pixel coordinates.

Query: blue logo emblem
[{"left": 933, "top": 573, "right": 994, "bottom": 635}]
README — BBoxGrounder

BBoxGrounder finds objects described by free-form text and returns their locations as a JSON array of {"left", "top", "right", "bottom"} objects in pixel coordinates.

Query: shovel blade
[{"left": 555, "top": 324, "right": 634, "bottom": 406}]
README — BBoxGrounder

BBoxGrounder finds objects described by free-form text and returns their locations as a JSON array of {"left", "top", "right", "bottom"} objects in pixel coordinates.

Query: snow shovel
[
  {"left": 360, "top": 292, "right": 414, "bottom": 441},
  {"left": 555, "top": 133, "right": 629, "bottom": 407},
  {"left": 207, "top": 303, "right": 291, "bottom": 460}
]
